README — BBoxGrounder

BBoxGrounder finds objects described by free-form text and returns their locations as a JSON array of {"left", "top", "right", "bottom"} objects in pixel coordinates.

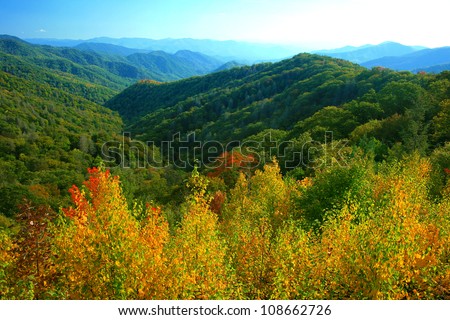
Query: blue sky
[{"left": 1, "top": 0, "right": 449, "bottom": 49}]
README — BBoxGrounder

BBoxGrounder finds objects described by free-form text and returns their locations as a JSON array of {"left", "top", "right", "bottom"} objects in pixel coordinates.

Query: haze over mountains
[
  {"left": 315, "top": 41, "right": 450, "bottom": 72},
  {"left": 361, "top": 47, "right": 450, "bottom": 73},
  {"left": 26, "top": 37, "right": 301, "bottom": 63},
  {"left": 314, "top": 41, "right": 426, "bottom": 63},
  {"left": 25, "top": 36, "right": 450, "bottom": 73}
]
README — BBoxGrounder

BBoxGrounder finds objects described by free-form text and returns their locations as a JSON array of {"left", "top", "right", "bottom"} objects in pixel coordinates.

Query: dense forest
[{"left": 1, "top": 36, "right": 450, "bottom": 299}]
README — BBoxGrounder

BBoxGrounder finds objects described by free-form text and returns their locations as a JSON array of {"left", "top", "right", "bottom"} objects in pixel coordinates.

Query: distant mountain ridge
[
  {"left": 313, "top": 44, "right": 373, "bottom": 54},
  {"left": 74, "top": 42, "right": 150, "bottom": 56},
  {"left": 315, "top": 41, "right": 426, "bottom": 63},
  {"left": 316, "top": 41, "right": 450, "bottom": 73},
  {"left": 362, "top": 47, "right": 450, "bottom": 71},
  {"left": 22, "top": 36, "right": 450, "bottom": 75},
  {"left": 26, "top": 36, "right": 302, "bottom": 62}
]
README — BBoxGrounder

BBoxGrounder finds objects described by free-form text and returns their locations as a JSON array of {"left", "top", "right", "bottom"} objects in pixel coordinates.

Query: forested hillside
[
  {"left": 0, "top": 51, "right": 124, "bottom": 217},
  {"left": 0, "top": 35, "right": 138, "bottom": 90},
  {"left": 107, "top": 52, "right": 450, "bottom": 166},
  {"left": 1, "top": 43, "right": 450, "bottom": 300}
]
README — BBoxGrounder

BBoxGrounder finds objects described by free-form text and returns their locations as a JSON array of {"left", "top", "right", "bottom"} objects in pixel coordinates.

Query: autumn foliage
[{"left": 1, "top": 153, "right": 450, "bottom": 300}]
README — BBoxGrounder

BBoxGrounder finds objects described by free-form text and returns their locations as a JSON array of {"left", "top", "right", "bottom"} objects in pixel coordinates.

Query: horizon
[
  {"left": 15, "top": 35, "right": 431, "bottom": 53},
  {"left": 1, "top": 0, "right": 449, "bottom": 51},
  {"left": 17, "top": 35, "right": 434, "bottom": 49}
]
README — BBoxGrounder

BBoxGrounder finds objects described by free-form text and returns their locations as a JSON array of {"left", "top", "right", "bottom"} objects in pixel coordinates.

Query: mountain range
[
  {"left": 27, "top": 36, "right": 450, "bottom": 73},
  {"left": 26, "top": 37, "right": 301, "bottom": 63}
]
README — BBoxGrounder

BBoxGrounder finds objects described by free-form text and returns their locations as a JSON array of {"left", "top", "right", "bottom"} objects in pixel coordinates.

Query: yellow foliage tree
[
  {"left": 222, "top": 160, "right": 290, "bottom": 299},
  {"left": 52, "top": 167, "right": 144, "bottom": 299},
  {"left": 165, "top": 168, "right": 233, "bottom": 299},
  {"left": 135, "top": 204, "right": 170, "bottom": 299}
]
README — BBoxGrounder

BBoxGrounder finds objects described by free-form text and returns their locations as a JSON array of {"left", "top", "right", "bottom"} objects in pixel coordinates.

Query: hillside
[
  {"left": 0, "top": 37, "right": 127, "bottom": 216},
  {"left": 126, "top": 50, "right": 224, "bottom": 80},
  {"left": 414, "top": 63, "right": 450, "bottom": 73},
  {"left": 75, "top": 42, "right": 225, "bottom": 78},
  {"left": 362, "top": 47, "right": 450, "bottom": 71},
  {"left": 107, "top": 52, "right": 450, "bottom": 172},
  {"left": 214, "top": 60, "right": 244, "bottom": 72},
  {"left": 0, "top": 35, "right": 140, "bottom": 90}
]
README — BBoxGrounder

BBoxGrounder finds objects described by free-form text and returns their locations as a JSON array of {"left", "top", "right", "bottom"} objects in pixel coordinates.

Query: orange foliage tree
[
  {"left": 52, "top": 167, "right": 169, "bottom": 299},
  {"left": 207, "top": 149, "right": 256, "bottom": 187}
]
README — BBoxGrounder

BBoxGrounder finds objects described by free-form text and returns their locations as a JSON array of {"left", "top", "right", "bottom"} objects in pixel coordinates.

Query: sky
[{"left": 0, "top": 0, "right": 449, "bottom": 50}]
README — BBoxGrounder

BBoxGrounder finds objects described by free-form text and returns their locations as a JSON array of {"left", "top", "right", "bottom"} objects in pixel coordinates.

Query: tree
[
  {"left": 378, "top": 81, "right": 428, "bottom": 116},
  {"left": 11, "top": 202, "right": 56, "bottom": 299},
  {"left": 52, "top": 167, "right": 142, "bottom": 299},
  {"left": 165, "top": 169, "right": 233, "bottom": 299},
  {"left": 294, "top": 106, "right": 358, "bottom": 141},
  {"left": 432, "top": 99, "right": 450, "bottom": 145}
]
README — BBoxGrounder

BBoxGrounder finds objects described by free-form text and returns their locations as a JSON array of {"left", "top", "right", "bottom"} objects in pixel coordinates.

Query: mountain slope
[
  {"left": 0, "top": 62, "right": 124, "bottom": 214},
  {"left": 214, "top": 61, "right": 244, "bottom": 72},
  {"left": 362, "top": 47, "right": 450, "bottom": 71},
  {"left": 0, "top": 35, "right": 139, "bottom": 90},
  {"left": 413, "top": 63, "right": 450, "bottom": 73},
  {"left": 107, "top": 54, "right": 368, "bottom": 143},
  {"left": 0, "top": 35, "right": 128, "bottom": 214},
  {"left": 106, "top": 63, "right": 272, "bottom": 122},
  {"left": 107, "top": 52, "right": 450, "bottom": 170},
  {"left": 126, "top": 50, "right": 223, "bottom": 80},
  {"left": 174, "top": 50, "right": 225, "bottom": 73}
]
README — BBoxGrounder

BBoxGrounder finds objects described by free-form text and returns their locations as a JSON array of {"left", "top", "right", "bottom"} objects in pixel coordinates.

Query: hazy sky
[{"left": 1, "top": 0, "right": 448, "bottom": 50}]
